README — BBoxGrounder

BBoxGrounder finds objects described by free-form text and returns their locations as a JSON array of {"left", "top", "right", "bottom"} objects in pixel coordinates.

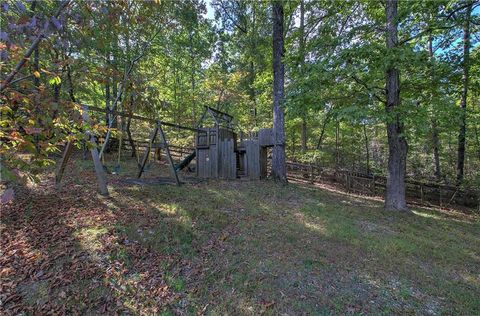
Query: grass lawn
[{"left": 1, "top": 156, "right": 479, "bottom": 315}]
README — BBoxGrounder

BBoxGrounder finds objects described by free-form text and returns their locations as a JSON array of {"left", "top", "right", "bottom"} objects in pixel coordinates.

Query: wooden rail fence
[
  {"left": 285, "top": 161, "right": 479, "bottom": 210},
  {"left": 107, "top": 142, "right": 479, "bottom": 210}
]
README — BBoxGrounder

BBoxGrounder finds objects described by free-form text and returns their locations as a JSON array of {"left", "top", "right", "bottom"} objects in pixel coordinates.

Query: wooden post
[
  {"left": 55, "top": 141, "right": 74, "bottom": 188},
  {"left": 158, "top": 122, "right": 180, "bottom": 186},
  {"left": 138, "top": 125, "right": 158, "bottom": 178},
  {"left": 82, "top": 106, "right": 109, "bottom": 196}
]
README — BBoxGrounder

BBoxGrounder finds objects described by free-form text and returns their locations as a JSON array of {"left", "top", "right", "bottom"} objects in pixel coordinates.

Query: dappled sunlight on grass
[
  {"left": 73, "top": 227, "right": 108, "bottom": 254},
  {"left": 3, "top": 157, "right": 479, "bottom": 314},
  {"left": 303, "top": 220, "right": 328, "bottom": 235},
  {"left": 459, "top": 271, "right": 480, "bottom": 287},
  {"left": 412, "top": 209, "right": 444, "bottom": 220},
  {"left": 293, "top": 212, "right": 328, "bottom": 235}
]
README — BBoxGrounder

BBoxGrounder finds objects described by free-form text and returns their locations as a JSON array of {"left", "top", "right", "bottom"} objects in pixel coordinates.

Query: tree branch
[
  {"left": 351, "top": 75, "right": 386, "bottom": 104},
  {"left": 0, "top": 0, "right": 70, "bottom": 92},
  {"left": 399, "top": 24, "right": 456, "bottom": 45}
]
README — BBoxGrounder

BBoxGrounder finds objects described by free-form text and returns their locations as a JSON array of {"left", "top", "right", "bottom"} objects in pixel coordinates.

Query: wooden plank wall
[
  {"left": 197, "top": 127, "right": 237, "bottom": 179},
  {"left": 259, "top": 128, "right": 274, "bottom": 147},
  {"left": 244, "top": 140, "right": 261, "bottom": 180},
  {"left": 210, "top": 144, "right": 218, "bottom": 178},
  {"left": 218, "top": 138, "right": 236, "bottom": 179},
  {"left": 216, "top": 137, "right": 236, "bottom": 179}
]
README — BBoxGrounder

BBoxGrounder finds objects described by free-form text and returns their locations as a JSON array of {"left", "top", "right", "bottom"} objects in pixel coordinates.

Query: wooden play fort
[{"left": 195, "top": 107, "right": 274, "bottom": 180}]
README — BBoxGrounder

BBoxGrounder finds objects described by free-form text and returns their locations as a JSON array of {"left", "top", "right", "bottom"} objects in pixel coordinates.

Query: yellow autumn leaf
[{"left": 33, "top": 71, "right": 41, "bottom": 78}]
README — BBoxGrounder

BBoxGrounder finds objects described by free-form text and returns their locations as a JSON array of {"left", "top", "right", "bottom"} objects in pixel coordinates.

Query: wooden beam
[
  {"left": 55, "top": 141, "right": 74, "bottom": 188},
  {"left": 87, "top": 105, "right": 200, "bottom": 132},
  {"left": 158, "top": 122, "right": 181, "bottom": 186},
  {"left": 137, "top": 125, "right": 158, "bottom": 178},
  {"left": 205, "top": 106, "right": 234, "bottom": 120},
  {"left": 82, "top": 107, "right": 109, "bottom": 196}
]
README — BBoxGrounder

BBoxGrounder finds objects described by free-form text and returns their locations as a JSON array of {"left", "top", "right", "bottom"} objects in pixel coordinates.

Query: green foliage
[{"left": 1, "top": 0, "right": 479, "bottom": 186}]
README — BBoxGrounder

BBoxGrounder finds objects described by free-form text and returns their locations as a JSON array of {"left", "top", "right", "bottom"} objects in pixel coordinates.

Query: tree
[
  {"left": 384, "top": 0, "right": 408, "bottom": 211},
  {"left": 271, "top": 0, "right": 287, "bottom": 183},
  {"left": 299, "top": 0, "right": 307, "bottom": 153},
  {"left": 456, "top": 0, "right": 473, "bottom": 185}
]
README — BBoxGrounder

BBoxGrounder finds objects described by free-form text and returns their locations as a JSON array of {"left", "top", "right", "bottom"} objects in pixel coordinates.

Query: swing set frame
[{"left": 55, "top": 105, "right": 200, "bottom": 196}]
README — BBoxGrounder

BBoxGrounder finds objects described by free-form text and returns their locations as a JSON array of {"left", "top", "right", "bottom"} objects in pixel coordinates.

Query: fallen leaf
[{"left": 1, "top": 188, "right": 14, "bottom": 204}]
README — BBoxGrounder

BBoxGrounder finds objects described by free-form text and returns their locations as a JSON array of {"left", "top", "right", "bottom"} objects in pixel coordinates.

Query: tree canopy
[{"left": 1, "top": 0, "right": 479, "bottom": 206}]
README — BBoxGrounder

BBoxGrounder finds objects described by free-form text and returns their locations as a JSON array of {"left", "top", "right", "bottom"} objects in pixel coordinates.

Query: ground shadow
[{"left": 2, "top": 156, "right": 479, "bottom": 314}]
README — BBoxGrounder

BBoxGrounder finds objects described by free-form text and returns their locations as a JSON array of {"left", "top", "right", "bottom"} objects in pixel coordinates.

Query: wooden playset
[
  {"left": 195, "top": 107, "right": 274, "bottom": 180},
  {"left": 55, "top": 105, "right": 274, "bottom": 196}
]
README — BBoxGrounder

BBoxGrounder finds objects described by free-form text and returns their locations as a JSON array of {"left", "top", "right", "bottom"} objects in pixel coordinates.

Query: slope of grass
[{"left": 1, "top": 156, "right": 479, "bottom": 315}]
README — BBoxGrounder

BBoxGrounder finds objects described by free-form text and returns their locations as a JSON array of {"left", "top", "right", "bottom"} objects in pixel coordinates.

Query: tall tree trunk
[
  {"left": 432, "top": 118, "right": 442, "bottom": 180},
  {"left": 456, "top": 1, "right": 472, "bottom": 185},
  {"left": 316, "top": 110, "right": 331, "bottom": 150},
  {"left": 30, "top": 1, "right": 40, "bottom": 87},
  {"left": 474, "top": 98, "right": 480, "bottom": 160},
  {"left": 105, "top": 80, "right": 111, "bottom": 125},
  {"left": 335, "top": 120, "right": 339, "bottom": 170},
  {"left": 271, "top": 0, "right": 287, "bottom": 183},
  {"left": 126, "top": 118, "right": 136, "bottom": 159},
  {"left": 291, "top": 130, "right": 296, "bottom": 157},
  {"left": 53, "top": 51, "right": 61, "bottom": 104},
  {"left": 189, "top": 32, "right": 196, "bottom": 124},
  {"left": 249, "top": 4, "right": 258, "bottom": 127},
  {"left": 30, "top": 0, "right": 40, "bottom": 154},
  {"left": 66, "top": 63, "right": 76, "bottom": 102},
  {"left": 384, "top": 0, "right": 408, "bottom": 211},
  {"left": 126, "top": 94, "right": 137, "bottom": 159},
  {"left": 299, "top": 0, "right": 307, "bottom": 153},
  {"left": 301, "top": 118, "right": 307, "bottom": 152},
  {"left": 363, "top": 124, "right": 370, "bottom": 175},
  {"left": 428, "top": 34, "right": 442, "bottom": 181},
  {"left": 33, "top": 48, "right": 39, "bottom": 87},
  {"left": 52, "top": 60, "right": 61, "bottom": 121},
  {"left": 250, "top": 61, "right": 258, "bottom": 128}
]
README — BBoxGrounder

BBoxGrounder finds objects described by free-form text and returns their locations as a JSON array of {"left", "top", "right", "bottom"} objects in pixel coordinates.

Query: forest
[{"left": 1, "top": 0, "right": 480, "bottom": 314}]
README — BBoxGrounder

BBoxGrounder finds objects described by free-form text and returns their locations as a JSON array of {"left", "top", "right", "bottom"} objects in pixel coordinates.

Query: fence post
[
  {"left": 439, "top": 186, "right": 442, "bottom": 207},
  {"left": 372, "top": 175, "right": 376, "bottom": 196},
  {"left": 310, "top": 164, "right": 314, "bottom": 184},
  {"left": 420, "top": 185, "right": 424, "bottom": 204},
  {"left": 346, "top": 172, "right": 350, "bottom": 193}
]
